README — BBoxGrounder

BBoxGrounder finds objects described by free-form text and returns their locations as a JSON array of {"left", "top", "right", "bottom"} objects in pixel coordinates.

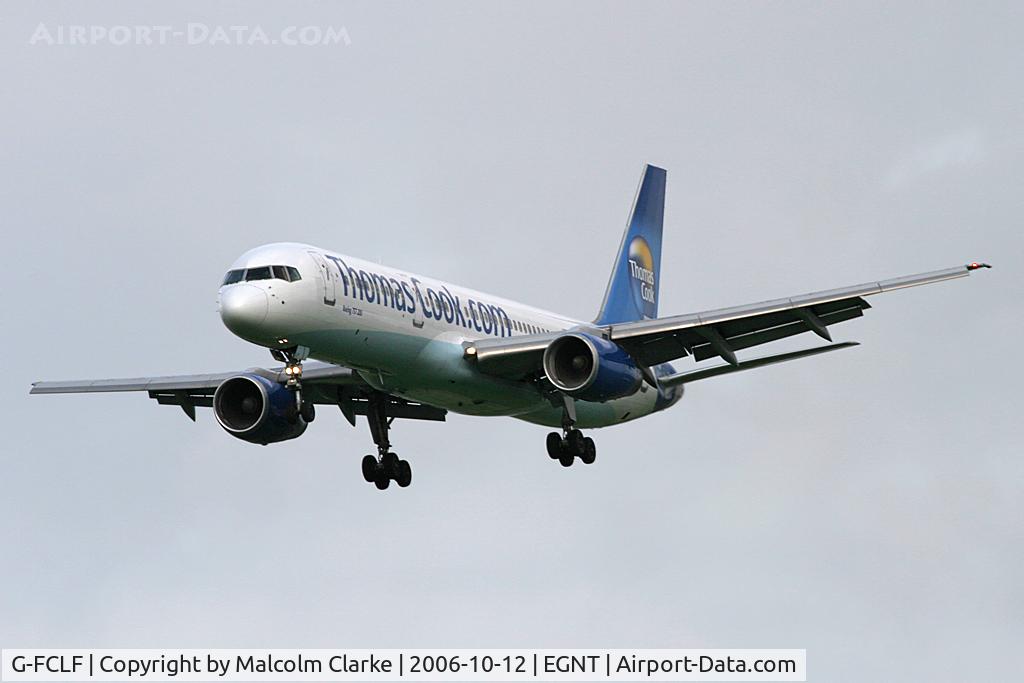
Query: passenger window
[
  {"left": 245, "top": 266, "right": 272, "bottom": 281},
  {"left": 286, "top": 266, "right": 302, "bottom": 281},
  {"left": 222, "top": 269, "right": 244, "bottom": 285}
]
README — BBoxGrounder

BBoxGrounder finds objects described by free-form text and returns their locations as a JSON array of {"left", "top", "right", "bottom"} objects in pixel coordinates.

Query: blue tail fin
[{"left": 595, "top": 164, "right": 666, "bottom": 325}]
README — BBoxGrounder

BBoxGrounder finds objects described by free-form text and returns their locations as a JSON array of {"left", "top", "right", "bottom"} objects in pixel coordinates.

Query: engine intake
[
  {"left": 213, "top": 374, "right": 308, "bottom": 444},
  {"left": 543, "top": 332, "right": 642, "bottom": 402}
]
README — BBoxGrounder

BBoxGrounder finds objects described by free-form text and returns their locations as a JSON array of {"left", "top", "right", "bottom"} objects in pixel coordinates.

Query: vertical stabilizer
[{"left": 595, "top": 164, "right": 666, "bottom": 325}]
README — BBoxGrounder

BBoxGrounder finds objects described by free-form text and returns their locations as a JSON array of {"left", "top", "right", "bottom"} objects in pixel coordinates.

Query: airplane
[{"left": 31, "top": 165, "right": 990, "bottom": 490}]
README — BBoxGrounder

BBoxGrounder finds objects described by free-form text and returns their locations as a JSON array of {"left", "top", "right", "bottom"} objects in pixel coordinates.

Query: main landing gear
[
  {"left": 547, "top": 429, "right": 597, "bottom": 466},
  {"left": 546, "top": 394, "right": 596, "bottom": 467},
  {"left": 360, "top": 393, "right": 412, "bottom": 490}
]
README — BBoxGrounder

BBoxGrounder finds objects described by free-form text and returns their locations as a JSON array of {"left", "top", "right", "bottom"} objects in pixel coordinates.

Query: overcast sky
[{"left": 1, "top": 2, "right": 1022, "bottom": 680}]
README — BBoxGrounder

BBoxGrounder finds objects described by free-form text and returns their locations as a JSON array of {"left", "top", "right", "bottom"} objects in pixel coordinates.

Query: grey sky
[{"left": 2, "top": 1, "right": 1022, "bottom": 680}]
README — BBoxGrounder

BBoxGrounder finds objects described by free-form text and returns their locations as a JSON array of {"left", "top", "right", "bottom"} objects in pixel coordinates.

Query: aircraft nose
[{"left": 219, "top": 284, "right": 269, "bottom": 337}]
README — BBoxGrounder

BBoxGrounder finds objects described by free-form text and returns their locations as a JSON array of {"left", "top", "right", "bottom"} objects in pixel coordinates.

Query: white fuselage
[{"left": 217, "top": 243, "right": 680, "bottom": 428}]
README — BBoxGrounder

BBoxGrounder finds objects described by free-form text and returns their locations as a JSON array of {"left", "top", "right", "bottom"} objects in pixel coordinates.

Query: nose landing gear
[{"left": 272, "top": 346, "right": 315, "bottom": 423}]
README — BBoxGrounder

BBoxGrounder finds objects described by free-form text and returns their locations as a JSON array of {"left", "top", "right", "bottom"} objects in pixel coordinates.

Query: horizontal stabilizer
[{"left": 659, "top": 342, "right": 859, "bottom": 386}]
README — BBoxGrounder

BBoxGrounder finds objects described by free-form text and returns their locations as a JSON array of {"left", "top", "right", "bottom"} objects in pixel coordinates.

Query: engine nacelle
[
  {"left": 542, "top": 332, "right": 642, "bottom": 402},
  {"left": 213, "top": 373, "right": 308, "bottom": 444}
]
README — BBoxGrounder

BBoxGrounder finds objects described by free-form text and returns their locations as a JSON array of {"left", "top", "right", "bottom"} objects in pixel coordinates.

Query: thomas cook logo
[{"left": 627, "top": 236, "right": 656, "bottom": 318}]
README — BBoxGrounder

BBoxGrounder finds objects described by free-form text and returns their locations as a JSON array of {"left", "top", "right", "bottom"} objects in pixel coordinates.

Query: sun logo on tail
[{"left": 627, "top": 236, "right": 657, "bottom": 318}]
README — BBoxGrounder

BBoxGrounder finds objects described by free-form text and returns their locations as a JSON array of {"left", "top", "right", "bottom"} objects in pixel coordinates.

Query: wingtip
[{"left": 967, "top": 262, "right": 992, "bottom": 270}]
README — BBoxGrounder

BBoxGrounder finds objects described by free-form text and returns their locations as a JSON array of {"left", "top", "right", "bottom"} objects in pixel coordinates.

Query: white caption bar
[{"left": 2, "top": 650, "right": 804, "bottom": 682}]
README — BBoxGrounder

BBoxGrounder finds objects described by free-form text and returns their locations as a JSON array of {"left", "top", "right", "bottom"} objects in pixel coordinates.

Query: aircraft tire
[
  {"left": 546, "top": 432, "right": 563, "bottom": 459},
  {"left": 382, "top": 452, "right": 400, "bottom": 478},
  {"left": 374, "top": 470, "right": 391, "bottom": 490},
  {"left": 361, "top": 454, "right": 378, "bottom": 482},
  {"left": 581, "top": 437, "right": 596, "bottom": 465},
  {"left": 567, "top": 429, "right": 586, "bottom": 457},
  {"left": 558, "top": 452, "right": 574, "bottom": 468},
  {"left": 396, "top": 460, "right": 413, "bottom": 488}
]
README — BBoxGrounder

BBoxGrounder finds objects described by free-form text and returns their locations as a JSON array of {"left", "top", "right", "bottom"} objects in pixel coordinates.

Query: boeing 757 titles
[{"left": 31, "top": 166, "right": 990, "bottom": 489}]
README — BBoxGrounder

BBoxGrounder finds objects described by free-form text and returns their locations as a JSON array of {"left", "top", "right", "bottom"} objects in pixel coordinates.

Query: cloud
[{"left": 884, "top": 129, "right": 987, "bottom": 190}]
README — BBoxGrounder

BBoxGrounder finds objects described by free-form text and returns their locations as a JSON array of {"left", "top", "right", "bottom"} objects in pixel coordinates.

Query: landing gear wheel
[
  {"left": 300, "top": 400, "right": 315, "bottom": 423},
  {"left": 546, "top": 432, "right": 564, "bottom": 459},
  {"left": 363, "top": 392, "right": 414, "bottom": 489},
  {"left": 558, "top": 452, "right": 575, "bottom": 467},
  {"left": 396, "top": 460, "right": 412, "bottom": 488},
  {"left": 382, "top": 452, "right": 400, "bottom": 478},
  {"left": 581, "top": 437, "right": 596, "bottom": 465},
  {"left": 361, "top": 455, "right": 378, "bottom": 483},
  {"left": 566, "top": 429, "right": 586, "bottom": 457}
]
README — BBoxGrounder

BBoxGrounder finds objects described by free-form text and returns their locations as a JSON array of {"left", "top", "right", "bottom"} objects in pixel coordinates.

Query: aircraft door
[{"left": 308, "top": 251, "right": 336, "bottom": 306}]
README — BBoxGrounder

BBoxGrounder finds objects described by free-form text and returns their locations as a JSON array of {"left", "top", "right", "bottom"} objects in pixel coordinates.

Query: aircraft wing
[
  {"left": 468, "top": 262, "right": 990, "bottom": 378},
  {"left": 611, "top": 262, "right": 989, "bottom": 367},
  {"left": 30, "top": 361, "right": 446, "bottom": 424},
  {"left": 30, "top": 361, "right": 361, "bottom": 395}
]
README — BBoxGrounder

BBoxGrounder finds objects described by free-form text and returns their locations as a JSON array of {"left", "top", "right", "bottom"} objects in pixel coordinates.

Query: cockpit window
[
  {"left": 223, "top": 265, "right": 300, "bottom": 285},
  {"left": 222, "top": 269, "right": 245, "bottom": 285},
  {"left": 245, "top": 266, "right": 272, "bottom": 281}
]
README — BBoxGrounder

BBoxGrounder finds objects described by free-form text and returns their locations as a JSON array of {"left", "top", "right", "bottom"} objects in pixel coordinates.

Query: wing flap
[
  {"left": 343, "top": 394, "right": 447, "bottom": 421},
  {"left": 660, "top": 342, "right": 860, "bottom": 386},
  {"left": 691, "top": 301, "right": 867, "bottom": 362}
]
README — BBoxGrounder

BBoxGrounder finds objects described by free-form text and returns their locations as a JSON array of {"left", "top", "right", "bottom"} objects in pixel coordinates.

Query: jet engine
[
  {"left": 213, "top": 374, "right": 308, "bottom": 444},
  {"left": 542, "top": 332, "right": 642, "bottom": 402}
]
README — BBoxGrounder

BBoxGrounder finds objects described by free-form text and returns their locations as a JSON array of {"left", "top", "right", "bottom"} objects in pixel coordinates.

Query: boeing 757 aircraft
[{"left": 31, "top": 166, "right": 990, "bottom": 489}]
